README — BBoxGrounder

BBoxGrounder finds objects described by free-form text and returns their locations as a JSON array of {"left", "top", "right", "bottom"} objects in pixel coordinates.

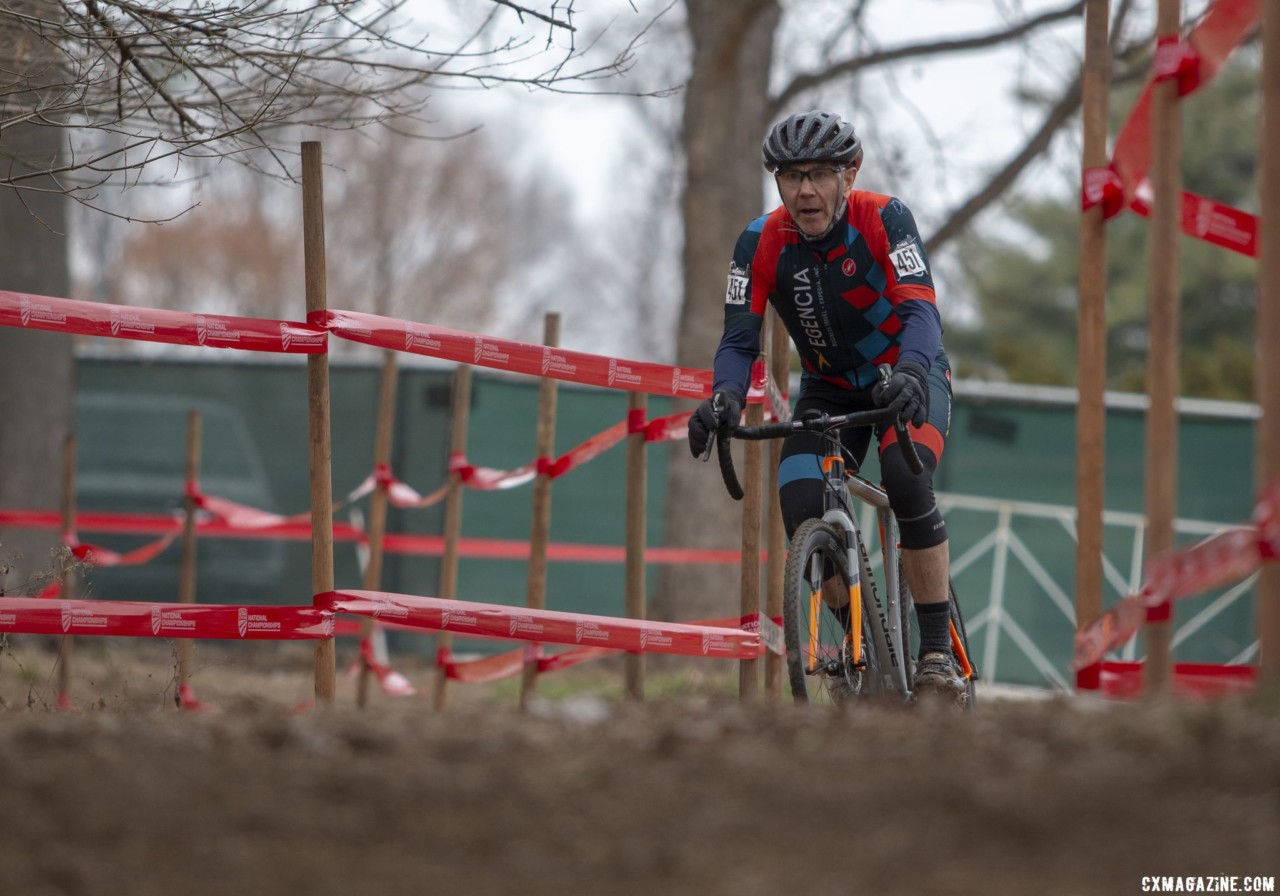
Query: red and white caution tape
[
  {"left": 322, "top": 589, "right": 762, "bottom": 660},
  {"left": 1107, "top": 0, "right": 1260, "bottom": 255},
  {"left": 0, "top": 289, "right": 326, "bottom": 352},
  {"left": 68, "top": 532, "right": 181, "bottom": 568},
  {"left": 0, "top": 508, "right": 750, "bottom": 565},
  {"left": 347, "top": 638, "right": 416, "bottom": 696},
  {"left": 1073, "top": 478, "right": 1280, "bottom": 670},
  {"left": 0, "top": 597, "right": 334, "bottom": 640},
  {"left": 318, "top": 309, "right": 714, "bottom": 400}
]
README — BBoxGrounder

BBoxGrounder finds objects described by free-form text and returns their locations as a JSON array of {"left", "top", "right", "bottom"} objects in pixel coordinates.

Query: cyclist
[{"left": 688, "top": 109, "right": 965, "bottom": 702}]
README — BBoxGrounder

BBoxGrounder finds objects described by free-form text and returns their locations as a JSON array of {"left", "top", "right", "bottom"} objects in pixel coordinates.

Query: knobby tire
[{"left": 782, "top": 518, "right": 884, "bottom": 706}]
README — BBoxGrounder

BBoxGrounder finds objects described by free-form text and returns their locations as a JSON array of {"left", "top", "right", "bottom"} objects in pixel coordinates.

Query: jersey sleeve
[
  {"left": 880, "top": 198, "right": 942, "bottom": 370},
  {"left": 712, "top": 216, "right": 768, "bottom": 395}
]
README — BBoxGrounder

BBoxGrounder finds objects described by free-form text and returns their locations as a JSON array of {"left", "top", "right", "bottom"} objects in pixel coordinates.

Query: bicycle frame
[
  {"left": 840, "top": 473, "right": 912, "bottom": 697},
  {"left": 710, "top": 367, "right": 977, "bottom": 704},
  {"left": 814, "top": 446, "right": 913, "bottom": 697}
]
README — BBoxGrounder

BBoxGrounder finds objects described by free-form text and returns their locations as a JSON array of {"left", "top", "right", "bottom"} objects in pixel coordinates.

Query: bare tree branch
[
  {"left": 770, "top": 0, "right": 1085, "bottom": 115},
  {"left": 0, "top": 0, "right": 670, "bottom": 205},
  {"left": 926, "top": 71, "right": 1082, "bottom": 252},
  {"left": 925, "top": 0, "right": 1150, "bottom": 251}
]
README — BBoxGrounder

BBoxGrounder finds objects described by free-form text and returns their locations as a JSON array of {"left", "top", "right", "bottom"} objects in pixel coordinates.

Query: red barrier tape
[
  {"left": 1099, "top": 660, "right": 1256, "bottom": 700},
  {"left": 1108, "top": 0, "right": 1260, "bottom": 254},
  {"left": 177, "top": 683, "right": 212, "bottom": 712},
  {"left": 0, "top": 294, "right": 798, "bottom": 425},
  {"left": 0, "top": 509, "right": 748, "bottom": 565},
  {"left": 438, "top": 611, "right": 784, "bottom": 683},
  {"left": 1081, "top": 166, "right": 1125, "bottom": 218},
  {"left": 437, "top": 644, "right": 618, "bottom": 683},
  {"left": 70, "top": 531, "right": 180, "bottom": 568},
  {"left": 1129, "top": 188, "right": 1259, "bottom": 257},
  {"left": 322, "top": 589, "right": 762, "bottom": 659},
  {"left": 0, "top": 597, "right": 333, "bottom": 639},
  {"left": 343, "top": 463, "right": 451, "bottom": 509},
  {"left": 644, "top": 412, "right": 693, "bottom": 443},
  {"left": 354, "top": 638, "right": 416, "bottom": 696},
  {"left": 193, "top": 490, "right": 312, "bottom": 529},
  {"left": 0, "top": 290, "right": 326, "bottom": 352},
  {"left": 1073, "top": 478, "right": 1280, "bottom": 670},
  {"left": 319, "top": 309, "right": 714, "bottom": 400},
  {"left": 1152, "top": 35, "right": 1203, "bottom": 94}
]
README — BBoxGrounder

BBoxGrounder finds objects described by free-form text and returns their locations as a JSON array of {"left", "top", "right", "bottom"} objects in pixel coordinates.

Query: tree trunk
[
  {"left": 653, "top": 0, "right": 780, "bottom": 623},
  {"left": 0, "top": 5, "right": 74, "bottom": 595}
]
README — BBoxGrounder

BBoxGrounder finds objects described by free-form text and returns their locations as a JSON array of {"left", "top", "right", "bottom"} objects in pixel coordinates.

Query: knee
[{"left": 880, "top": 445, "right": 947, "bottom": 550}]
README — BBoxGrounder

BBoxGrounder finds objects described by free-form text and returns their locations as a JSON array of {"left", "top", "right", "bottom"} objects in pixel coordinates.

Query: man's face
[{"left": 774, "top": 162, "right": 852, "bottom": 237}]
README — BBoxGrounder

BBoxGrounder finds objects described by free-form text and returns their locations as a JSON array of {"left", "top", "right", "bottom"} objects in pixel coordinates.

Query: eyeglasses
[{"left": 775, "top": 166, "right": 845, "bottom": 189}]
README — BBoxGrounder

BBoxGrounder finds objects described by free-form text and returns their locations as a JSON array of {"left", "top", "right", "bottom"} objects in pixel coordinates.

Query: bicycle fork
[{"left": 813, "top": 453, "right": 864, "bottom": 674}]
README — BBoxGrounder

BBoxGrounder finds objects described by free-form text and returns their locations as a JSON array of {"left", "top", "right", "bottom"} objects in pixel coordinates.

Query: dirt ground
[{"left": 1, "top": 637, "right": 1278, "bottom": 896}]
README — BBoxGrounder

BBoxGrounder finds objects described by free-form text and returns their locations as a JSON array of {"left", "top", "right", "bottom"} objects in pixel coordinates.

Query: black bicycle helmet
[{"left": 762, "top": 110, "right": 863, "bottom": 171}]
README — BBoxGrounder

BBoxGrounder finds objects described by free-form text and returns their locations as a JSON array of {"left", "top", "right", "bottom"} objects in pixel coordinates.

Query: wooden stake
[
  {"left": 176, "top": 411, "right": 201, "bottom": 702},
  {"left": 302, "top": 141, "right": 336, "bottom": 703},
  {"left": 1074, "top": 0, "right": 1110, "bottom": 691},
  {"left": 1142, "top": 0, "right": 1183, "bottom": 696},
  {"left": 624, "top": 390, "right": 647, "bottom": 701},
  {"left": 764, "top": 310, "right": 788, "bottom": 698},
  {"left": 433, "top": 365, "right": 472, "bottom": 710},
  {"left": 738, "top": 361, "right": 764, "bottom": 699},
  {"left": 520, "top": 314, "right": 560, "bottom": 707},
  {"left": 356, "top": 351, "right": 398, "bottom": 708},
  {"left": 56, "top": 432, "right": 75, "bottom": 705},
  {"left": 1257, "top": 0, "right": 1280, "bottom": 688}
]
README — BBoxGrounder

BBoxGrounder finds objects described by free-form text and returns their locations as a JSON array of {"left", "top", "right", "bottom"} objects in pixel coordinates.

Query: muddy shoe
[{"left": 912, "top": 651, "right": 967, "bottom": 706}]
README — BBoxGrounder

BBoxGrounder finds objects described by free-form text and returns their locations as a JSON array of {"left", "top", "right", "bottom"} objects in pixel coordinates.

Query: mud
[{"left": 1, "top": 639, "right": 1278, "bottom": 896}]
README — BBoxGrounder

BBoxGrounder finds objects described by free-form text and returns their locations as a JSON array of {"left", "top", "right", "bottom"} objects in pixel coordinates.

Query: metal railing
[{"left": 855, "top": 493, "right": 1259, "bottom": 691}]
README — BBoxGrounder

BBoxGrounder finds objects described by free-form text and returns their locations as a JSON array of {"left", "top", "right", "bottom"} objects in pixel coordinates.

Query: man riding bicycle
[{"left": 687, "top": 109, "right": 965, "bottom": 701}]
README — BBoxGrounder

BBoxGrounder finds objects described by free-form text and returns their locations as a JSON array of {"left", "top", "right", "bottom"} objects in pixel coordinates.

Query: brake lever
[
  {"left": 698, "top": 391, "right": 729, "bottom": 462},
  {"left": 877, "top": 364, "right": 924, "bottom": 475}
]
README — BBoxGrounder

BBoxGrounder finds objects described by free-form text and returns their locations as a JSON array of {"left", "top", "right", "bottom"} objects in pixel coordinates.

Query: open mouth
[{"left": 797, "top": 208, "right": 826, "bottom": 230}]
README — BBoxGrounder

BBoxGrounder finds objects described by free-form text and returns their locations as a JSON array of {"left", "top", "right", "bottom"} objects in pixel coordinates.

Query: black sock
[{"left": 915, "top": 601, "right": 952, "bottom": 658}]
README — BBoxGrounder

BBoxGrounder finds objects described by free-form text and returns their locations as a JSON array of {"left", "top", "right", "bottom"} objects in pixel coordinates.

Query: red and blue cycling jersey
[{"left": 713, "top": 189, "right": 943, "bottom": 395}]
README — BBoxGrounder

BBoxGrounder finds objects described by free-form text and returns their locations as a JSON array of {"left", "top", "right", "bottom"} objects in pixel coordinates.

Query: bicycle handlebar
[
  {"left": 716, "top": 430, "right": 744, "bottom": 501},
  {"left": 711, "top": 406, "right": 924, "bottom": 501}
]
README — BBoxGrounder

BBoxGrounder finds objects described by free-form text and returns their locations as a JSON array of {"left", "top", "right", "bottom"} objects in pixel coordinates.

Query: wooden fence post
[
  {"left": 433, "top": 365, "right": 472, "bottom": 710},
  {"left": 764, "top": 311, "right": 788, "bottom": 698},
  {"left": 625, "top": 390, "right": 647, "bottom": 701},
  {"left": 56, "top": 432, "right": 75, "bottom": 707},
  {"left": 302, "top": 140, "right": 336, "bottom": 703},
  {"left": 1142, "top": 0, "right": 1183, "bottom": 696},
  {"left": 1257, "top": 0, "right": 1280, "bottom": 689},
  {"left": 176, "top": 411, "right": 201, "bottom": 704},
  {"left": 520, "top": 313, "right": 560, "bottom": 707},
  {"left": 357, "top": 350, "right": 398, "bottom": 708},
  {"left": 738, "top": 359, "right": 764, "bottom": 699},
  {"left": 1074, "top": 0, "right": 1110, "bottom": 691}
]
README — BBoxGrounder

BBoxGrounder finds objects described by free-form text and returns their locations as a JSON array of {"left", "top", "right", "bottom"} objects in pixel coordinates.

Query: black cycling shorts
[{"left": 777, "top": 355, "right": 952, "bottom": 551}]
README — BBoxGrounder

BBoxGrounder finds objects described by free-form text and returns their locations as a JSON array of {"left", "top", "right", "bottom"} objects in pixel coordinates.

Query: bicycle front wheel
[{"left": 782, "top": 518, "right": 882, "bottom": 705}]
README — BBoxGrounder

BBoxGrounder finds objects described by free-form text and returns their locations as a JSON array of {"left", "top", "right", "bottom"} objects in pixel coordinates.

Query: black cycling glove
[
  {"left": 688, "top": 389, "right": 744, "bottom": 457},
  {"left": 873, "top": 360, "right": 929, "bottom": 428}
]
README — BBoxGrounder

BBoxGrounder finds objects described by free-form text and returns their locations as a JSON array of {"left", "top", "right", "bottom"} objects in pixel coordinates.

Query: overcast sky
[
  {"left": 408, "top": 0, "right": 1097, "bottom": 343},
  {"left": 432, "top": 1, "right": 1091, "bottom": 224}
]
